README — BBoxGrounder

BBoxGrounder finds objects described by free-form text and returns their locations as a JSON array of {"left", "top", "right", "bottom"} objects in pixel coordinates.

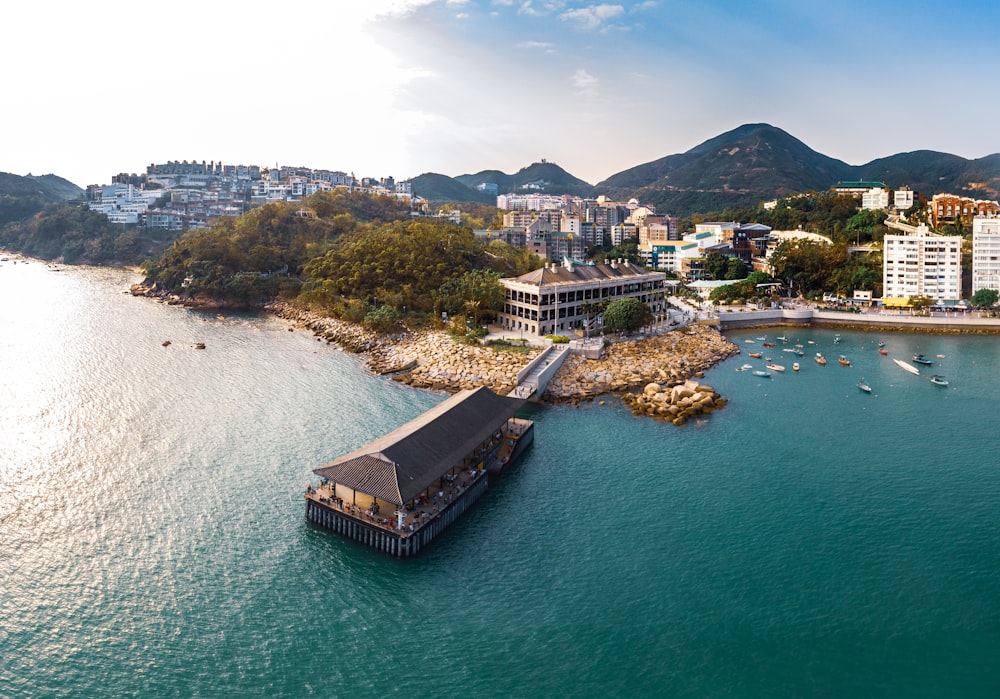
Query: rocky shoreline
[{"left": 265, "top": 301, "right": 740, "bottom": 422}]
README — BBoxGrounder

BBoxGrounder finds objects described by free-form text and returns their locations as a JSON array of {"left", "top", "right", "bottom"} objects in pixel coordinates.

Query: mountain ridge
[{"left": 410, "top": 123, "right": 1000, "bottom": 216}]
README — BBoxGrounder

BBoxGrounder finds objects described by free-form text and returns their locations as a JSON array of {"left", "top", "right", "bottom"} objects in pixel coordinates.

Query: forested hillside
[{"left": 141, "top": 189, "right": 541, "bottom": 327}]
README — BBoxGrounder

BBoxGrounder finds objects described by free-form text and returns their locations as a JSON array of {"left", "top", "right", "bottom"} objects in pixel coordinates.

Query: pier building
[{"left": 305, "top": 387, "right": 533, "bottom": 557}]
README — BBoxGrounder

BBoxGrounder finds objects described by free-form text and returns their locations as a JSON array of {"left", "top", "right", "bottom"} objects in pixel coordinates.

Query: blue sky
[{"left": 3, "top": 0, "right": 999, "bottom": 188}]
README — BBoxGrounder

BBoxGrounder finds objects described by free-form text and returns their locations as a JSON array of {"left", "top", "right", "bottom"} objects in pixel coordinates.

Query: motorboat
[
  {"left": 893, "top": 358, "right": 920, "bottom": 375},
  {"left": 930, "top": 375, "right": 949, "bottom": 387},
  {"left": 815, "top": 353, "right": 827, "bottom": 366},
  {"left": 748, "top": 351, "right": 763, "bottom": 359},
  {"left": 838, "top": 355, "right": 851, "bottom": 366},
  {"left": 912, "top": 353, "right": 934, "bottom": 365},
  {"left": 792, "top": 362, "right": 800, "bottom": 372},
  {"left": 857, "top": 381, "right": 872, "bottom": 393},
  {"left": 878, "top": 348, "right": 888, "bottom": 356},
  {"left": 766, "top": 363, "right": 786, "bottom": 372},
  {"left": 752, "top": 370, "right": 772, "bottom": 378}
]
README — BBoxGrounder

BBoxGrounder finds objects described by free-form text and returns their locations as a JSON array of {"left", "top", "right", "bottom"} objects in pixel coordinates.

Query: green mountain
[
  {"left": 408, "top": 172, "right": 495, "bottom": 204},
  {"left": 599, "top": 124, "right": 1000, "bottom": 216},
  {"left": 856, "top": 151, "right": 1000, "bottom": 200},
  {"left": 0, "top": 172, "right": 84, "bottom": 227},
  {"left": 622, "top": 124, "right": 856, "bottom": 215},
  {"left": 455, "top": 161, "right": 595, "bottom": 198}
]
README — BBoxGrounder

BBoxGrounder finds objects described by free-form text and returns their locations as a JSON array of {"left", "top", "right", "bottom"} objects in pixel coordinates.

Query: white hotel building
[
  {"left": 882, "top": 224, "right": 962, "bottom": 303},
  {"left": 972, "top": 215, "right": 1000, "bottom": 295}
]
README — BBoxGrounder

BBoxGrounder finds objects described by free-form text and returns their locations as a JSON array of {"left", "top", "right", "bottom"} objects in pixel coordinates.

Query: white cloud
[
  {"left": 517, "top": 40, "right": 557, "bottom": 53},
  {"left": 560, "top": 3, "right": 624, "bottom": 30},
  {"left": 518, "top": 1, "right": 539, "bottom": 15},
  {"left": 456, "top": 12, "right": 470, "bottom": 18},
  {"left": 572, "top": 68, "right": 600, "bottom": 96}
]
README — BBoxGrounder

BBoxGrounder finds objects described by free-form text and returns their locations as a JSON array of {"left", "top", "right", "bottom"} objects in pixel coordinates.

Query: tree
[
  {"left": 970, "top": 288, "right": 999, "bottom": 308},
  {"left": 724, "top": 257, "right": 748, "bottom": 280},
  {"left": 602, "top": 297, "right": 653, "bottom": 333},
  {"left": 703, "top": 251, "right": 730, "bottom": 280}
]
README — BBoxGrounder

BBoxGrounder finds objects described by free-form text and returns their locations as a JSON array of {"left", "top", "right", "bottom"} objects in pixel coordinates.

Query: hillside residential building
[
  {"left": 972, "top": 216, "right": 1000, "bottom": 295},
  {"left": 86, "top": 184, "right": 164, "bottom": 225},
  {"left": 930, "top": 194, "right": 1000, "bottom": 229},
  {"left": 529, "top": 232, "right": 585, "bottom": 262},
  {"left": 882, "top": 224, "right": 962, "bottom": 303},
  {"left": 894, "top": 187, "right": 915, "bottom": 211},
  {"left": 610, "top": 223, "right": 637, "bottom": 247},
  {"left": 861, "top": 187, "right": 890, "bottom": 211},
  {"left": 497, "top": 259, "right": 667, "bottom": 337}
]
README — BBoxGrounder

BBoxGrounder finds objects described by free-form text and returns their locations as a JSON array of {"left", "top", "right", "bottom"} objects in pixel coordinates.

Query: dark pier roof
[{"left": 313, "top": 387, "right": 525, "bottom": 506}]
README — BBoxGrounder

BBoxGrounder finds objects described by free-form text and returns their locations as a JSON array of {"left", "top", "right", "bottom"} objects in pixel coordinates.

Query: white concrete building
[
  {"left": 862, "top": 187, "right": 890, "bottom": 211},
  {"left": 894, "top": 187, "right": 915, "bottom": 211},
  {"left": 883, "top": 224, "right": 962, "bottom": 303},
  {"left": 972, "top": 215, "right": 1000, "bottom": 295}
]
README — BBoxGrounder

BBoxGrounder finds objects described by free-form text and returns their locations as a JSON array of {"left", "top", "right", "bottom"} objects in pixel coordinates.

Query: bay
[{"left": 2, "top": 260, "right": 999, "bottom": 697}]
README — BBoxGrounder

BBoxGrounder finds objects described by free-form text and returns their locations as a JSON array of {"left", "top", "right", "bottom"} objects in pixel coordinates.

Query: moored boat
[
  {"left": 766, "top": 362, "right": 786, "bottom": 372},
  {"left": 838, "top": 355, "right": 851, "bottom": 366},
  {"left": 930, "top": 374, "right": 949, "bottom": 387},
  {"left": 748, "top": 351, "right": 763, "bottom": 359},
  {"left": 893, "top": 358, "right": 920, "bottom": 375},
  {"left": 912, "top": 353, "right": 934, "bottom": 365},
  {"left": 752, "top": 370, "right": 772, "bottom": 377},
  {"left": 857, "top": 380, "right": 872, "bottom": 393},
  {"left": 763, "top": 341, "right": 776, "bottom": 348},
  {"left": 815, "top": 353, "right": 827, "bottom": 366},
  {"left": 878, "top": 347, "right": 888, "bottom": 356},
  {"left": 792, "top": 362, "right": 800, "bottom": 372}
]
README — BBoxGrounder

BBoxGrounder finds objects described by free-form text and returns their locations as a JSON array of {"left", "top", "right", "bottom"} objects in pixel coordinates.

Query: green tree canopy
[
  {"left": 703, "top": 251, "right": 730, "bottom": 280},
  {"left": 602, "top": 297, "right": 653, "bottom": 333},
  {"left": 970, "top": 288, "right": 998, "bottom": 308}
]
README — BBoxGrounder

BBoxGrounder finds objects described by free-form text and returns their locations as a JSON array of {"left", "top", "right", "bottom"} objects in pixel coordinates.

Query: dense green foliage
[
  {"left": 0, "top": 203, "right": 147, "bottom": 264},
  {"left": 970, "top": 288, "right": 999, "bottom": 308},
  {"left": 602, "top": 297, "right": 653, "bottom": 333},
  {"left": 680, "top": 191, "right": 890, "bottom": 246},
  {"left": 768, "top": 240, "right": 881, "bottom": 299},
  {"left": 145, "top": 191, "right": 411, "bottom": 303},
  {"left": 592, "top": 241, "right": 641, "bottom": 264},
  {"left": 709, "top": 272, "right": 777, "bottom": 304},
  {"left": 139, "top": 188, "right": 547, "bottom": 320},
  {"left": 702, "top": 251, "right": 748, "bottom": 280}
]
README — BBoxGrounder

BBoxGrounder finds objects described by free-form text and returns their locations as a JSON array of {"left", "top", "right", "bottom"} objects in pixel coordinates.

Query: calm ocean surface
[{"left": 2, "top": 260, "right": 999, "bottom": 697}]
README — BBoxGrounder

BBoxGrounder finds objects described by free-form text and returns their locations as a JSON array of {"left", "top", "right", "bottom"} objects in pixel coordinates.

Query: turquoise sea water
[{"left": 2, "top": 260, "right": 999, "bottom": 697}]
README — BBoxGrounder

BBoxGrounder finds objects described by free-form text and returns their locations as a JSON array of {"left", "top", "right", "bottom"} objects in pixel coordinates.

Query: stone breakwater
[
  {"left": 267, "top": 303, "right": 740, "bottom": 420},
  {"left": 621, "top": 380, "right": 727, "bottom": 426}
]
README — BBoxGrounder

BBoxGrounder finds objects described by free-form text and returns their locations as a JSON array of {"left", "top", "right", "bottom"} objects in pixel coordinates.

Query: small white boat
[
  {"left": 792, "top": 362, "right": 800, "bottom": 372},
  {"left": 930, "top": 374, "right": 949, "bottom": 387},
  {"left": 752, "top": 370, "right": 772, "bottom": 378},
  {"left": 735, "top": 364, "right": 754, "bottom": 372},
  {"left": 857, "top": 380, "right": 872, "bottom": 393},
  {"left": 777, "top": 335, "right": 788, "bottom": 343},
  {"left": 766, "top": 363, "right": 786, "bottom": 372},
  {"left": 893, "top": 358, "right": 920, "bottom": 375}
]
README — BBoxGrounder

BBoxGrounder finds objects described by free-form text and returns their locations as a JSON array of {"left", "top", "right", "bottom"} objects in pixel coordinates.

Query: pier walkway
[{"left": 508, "top": 344, "right": 570, "bottom": 399}]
